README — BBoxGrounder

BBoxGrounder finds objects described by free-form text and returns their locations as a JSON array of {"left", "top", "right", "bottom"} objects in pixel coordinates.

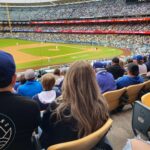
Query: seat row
[{"left": 103, "top": 80, "right": 150, "bottom": 112}]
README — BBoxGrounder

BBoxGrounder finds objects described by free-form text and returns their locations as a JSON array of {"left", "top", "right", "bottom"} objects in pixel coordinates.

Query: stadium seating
[
  {"left": 2, "top": 23, "right": 150, "bottom": 32},
  {"left": 132, "top": 101, "right": 150, "bottom": 139},
  {"left": 143, "top": 80, "right": 150, "bottom": 93},
  {"left": 141, "top": 93, "right": 150, "bottom": 107},
  {"left": 126, "top": 83, "right": 144, "bottom": 105},
  {"left": 47, "top": 118, "right": 113, "bottom": 150},
  {"left": 0, "top": 0, "right": 150, "bottom": 21},
  {"left": 103, "top": 88, "right": 126, "bottom": 112}
]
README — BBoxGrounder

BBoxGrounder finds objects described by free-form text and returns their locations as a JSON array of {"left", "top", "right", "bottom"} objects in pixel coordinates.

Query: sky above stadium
[{"left": 0, "top": 0, "right": 56, "bottom": 3}]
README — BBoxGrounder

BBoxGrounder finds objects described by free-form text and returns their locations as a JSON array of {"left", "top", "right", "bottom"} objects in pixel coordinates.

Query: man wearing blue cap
[
  {"left": 0, "top": 50, "right": 40, "bottom": 150},
  {"left": 93, "top": 62, "right": 117, "bottom": 93},
  {"left": 136, "top": 55, "right": 147, "bottom": 74}
]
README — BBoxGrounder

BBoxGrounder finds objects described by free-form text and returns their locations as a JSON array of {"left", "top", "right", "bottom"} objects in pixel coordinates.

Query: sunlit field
[{"left": 0, "top": 38, "right": 123, "bottom": 70}]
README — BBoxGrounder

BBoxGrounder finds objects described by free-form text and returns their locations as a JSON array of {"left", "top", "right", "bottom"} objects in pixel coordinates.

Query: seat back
[
  {"left": 132, "top": 101, "right": 150, "bottom": 139},
  {"left": 103, "top": 88, "right": 126, "bottom": 112},
  {"left": 143, "top": 80, "right": 150, "bottom": 92},
  {"left": 126, "top": 83, "right": 144, "bottom": 104},
  {"left": 141, "top": 93, "right": 150, "bottom": 107},
  {"left": 48, "top": 118, "right": 113, "bottom": 150}
]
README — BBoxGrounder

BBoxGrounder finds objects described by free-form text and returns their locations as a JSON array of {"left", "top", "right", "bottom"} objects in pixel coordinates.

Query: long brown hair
[{"left": 52, "top": 61, "right": 109, "bottom": 137}]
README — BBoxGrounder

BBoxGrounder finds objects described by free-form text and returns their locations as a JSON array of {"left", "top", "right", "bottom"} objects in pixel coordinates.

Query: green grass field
[{"left": 0, "top": 38, "right": 123, "bottom": 70}]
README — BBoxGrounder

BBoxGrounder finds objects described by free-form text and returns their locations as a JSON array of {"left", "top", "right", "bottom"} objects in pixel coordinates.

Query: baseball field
[{"left": 0, "top": 38, "right": 130, "bottom": 70}]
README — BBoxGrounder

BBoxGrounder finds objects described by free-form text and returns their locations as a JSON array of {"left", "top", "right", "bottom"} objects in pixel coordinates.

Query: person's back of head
[
  {"left": 20, "top": 73, "right": 26, "bottom": 84},
  {"left": 54, "top": 61, "right": 109, "bottom": 137},
  {"left": 41, "top": 73, "right": 55, "bottom": 91},
  {"left": 0, "top": 50, "right": 16, "bottom": 91},
  {"left": 24, "top": 69, "right": 35, "bottom": 81},
  {"left": 112, "top": 57, "right": 119, "bottom": 65},
  {"left": 143, "top": 56, "right": 147, "bottom": 63},
  {"left": 54, "top": 68, "right": 61, "bottom": 76},
  {"left": 126, "top": 57, "right": 133, "bottom": 64},
  {"left": 119, "top": 60, "right": 124, "bottom": 68},
  {"left": 60, "top": 68, "right": 68, "bottom": 76},
  {"left": 127, "top": 63, "right": 139, "bottom": 77}
]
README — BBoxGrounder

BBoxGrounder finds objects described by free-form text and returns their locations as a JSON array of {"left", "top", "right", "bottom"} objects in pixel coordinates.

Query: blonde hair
[
  {"left": 41, "top": 73, "right": 55, "bottom": 91},
  {"left": 52, "top": 61, "right": 109, "bottom": 137}
]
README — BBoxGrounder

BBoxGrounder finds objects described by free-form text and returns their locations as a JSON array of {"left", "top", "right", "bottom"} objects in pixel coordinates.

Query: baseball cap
[
  {"left": 0, "top": 50, "right": 16, "bottom": 88},
  {"left": 132, "top": 55, "right": 137, "bottom": 60},
  {"left": 25, "top": 69, "right": 35, "bottom": 80},
  {"left": 136, "top": 55, "right": 143, "bottom": 61},
  {"left": 93, "top": 62, "right": 105, "bottom": 69}
]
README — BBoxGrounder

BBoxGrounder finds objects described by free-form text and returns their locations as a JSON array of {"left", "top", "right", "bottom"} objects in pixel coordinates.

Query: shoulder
[
  {"left": 138, "top": 76, "right": 144, "bottom": 82},
  {"left": 36, "top": 81, "right": 42, "bottom": 85},
  {"left": 14, "top": 94, "right": 40, "bottom": 111},
  {"left": 17, "top": 84, "right": 25, "bottom": 90},
  {"left": 116, "top": 75, "right": 128, "bottom": 82}
]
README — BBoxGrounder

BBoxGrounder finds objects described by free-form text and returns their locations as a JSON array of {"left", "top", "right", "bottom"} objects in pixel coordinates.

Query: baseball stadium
[{"left": 0, "top": 0, "right": 150, "bottom": 150}]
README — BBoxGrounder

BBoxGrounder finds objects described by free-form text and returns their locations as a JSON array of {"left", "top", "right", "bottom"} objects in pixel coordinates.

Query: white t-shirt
[{"left": 138, "top": 64, "right": 147, "bottom": 75}]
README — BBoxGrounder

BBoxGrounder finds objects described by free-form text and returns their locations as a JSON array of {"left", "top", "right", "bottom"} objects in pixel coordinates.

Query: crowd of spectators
[
  {"left": 0, "top": 0, "right": 150, "bottom": 21},
  {"left": 2, "top": 23, "right": 150, "bottom": 32},
  {"left": 13, "top": 54, "right": 150, "bottom": 103},
  {"left": 1, "top": 32, "right": 150, "bottom": 55}
]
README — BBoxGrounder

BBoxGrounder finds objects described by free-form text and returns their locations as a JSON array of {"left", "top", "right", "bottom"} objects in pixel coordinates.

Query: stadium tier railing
[{"left": 30, "top": 17, "right": 150, "bottom": 25}]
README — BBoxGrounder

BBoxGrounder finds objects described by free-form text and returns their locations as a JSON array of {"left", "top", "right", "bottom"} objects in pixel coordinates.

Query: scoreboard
[{"left": 126, "top": 0, "right": 150, "bottom": 3}]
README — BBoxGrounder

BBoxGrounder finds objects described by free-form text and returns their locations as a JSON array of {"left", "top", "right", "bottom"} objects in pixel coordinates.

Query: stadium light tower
[{"left": 5, "top": 3, "right": 13, "bottom": 36}]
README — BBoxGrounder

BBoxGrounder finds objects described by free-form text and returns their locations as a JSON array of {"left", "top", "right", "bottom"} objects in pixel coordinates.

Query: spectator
[
  {"left": 40, "top": 61, "right": 109, "bottom": 149},
  {"left": 53, "top": 68, "right": 64, "bottom": 88},
  {"left": 116, "top": 63, "right": 143, "bottom": 89},
  {"left": 143, "top": 55, "right": 148, "bottom": 63},
  {"left": 58, "top": 67, "right": 68, "bottom": 89},
  {"left": 14, "top": 74, "right": 21, "bottom": 91},
  {"left": 132, "top": 55, "right": 137, "bottom": 64},
  {"left": 33, "top": 73, "right": 57, "bottom": 111},
  {"left": 93, "top": 61, "right": 107, "bottom": 69},
  {"left": 17, "top": 69, "right": 42, "bottom": 98},
  {"left": 14, "top": 73, "right": 26, "bottom": 91},
  {"left": 107, "top": 57, "right": 125, "bottom": 79},
  {"left": 126, "top": 57, "right": 133, "bottom": 64},
  {"left": 136, "top": 55, "right": 147, "bottom": 74},
  {"left": 95, "top": 66, "right": 116, "bottom": 93},
  {"left": 145, "top": 55, "right": 150, "bottom": 76},
  {"left": 0, "top": 50, "right": 40, "bottom": 150},
  {"left": 19, "top": 72, "right": 26, "bottom": 85}
]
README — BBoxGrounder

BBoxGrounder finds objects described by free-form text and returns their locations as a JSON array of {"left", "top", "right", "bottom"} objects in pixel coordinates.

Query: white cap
[{"left": 25, "top": 69, "right": 35, "bottom": 80}]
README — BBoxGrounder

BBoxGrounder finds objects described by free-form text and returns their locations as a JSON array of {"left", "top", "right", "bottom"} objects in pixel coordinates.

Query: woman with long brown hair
[{"left": 40, "top": 61, "right": 109, "bottom": 149}]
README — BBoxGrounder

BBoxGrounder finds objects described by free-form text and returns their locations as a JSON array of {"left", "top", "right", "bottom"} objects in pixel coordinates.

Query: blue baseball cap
[
  {"left": 93, "top": 62, "right": 105, "bottom": 69},
  {"left": 132, "top": 55, "right": 137, "bottom": 60},
  {"left": 136, "top": 55, "right": 143, "bottom": 61},
  {"left": 0, "top": 50, "right": 16, "bottom": 88}
]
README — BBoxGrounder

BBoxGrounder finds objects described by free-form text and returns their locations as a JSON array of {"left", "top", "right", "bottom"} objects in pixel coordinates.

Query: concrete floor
[{"left": 107, "top": 105, "right": 134, "bottom": 150}]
